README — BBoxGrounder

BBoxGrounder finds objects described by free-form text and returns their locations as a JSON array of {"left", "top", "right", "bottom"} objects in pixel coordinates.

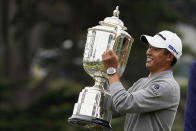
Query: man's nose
[{"left": 146, "top": 48, "right": 152, "bottom": 56}]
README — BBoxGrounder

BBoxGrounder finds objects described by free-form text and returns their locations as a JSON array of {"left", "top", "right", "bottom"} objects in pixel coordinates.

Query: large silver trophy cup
[{"left": 68, "top": 6, "right": 134, "bottom": 131}]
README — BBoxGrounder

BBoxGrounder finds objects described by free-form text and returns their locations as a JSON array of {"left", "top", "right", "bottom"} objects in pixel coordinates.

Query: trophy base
[{"left": 68, "top": 114, "right": 112, "bottom": 131}]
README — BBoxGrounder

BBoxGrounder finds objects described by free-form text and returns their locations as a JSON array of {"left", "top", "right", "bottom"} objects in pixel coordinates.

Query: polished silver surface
[
  {"left": 68, "top": 6, "right": 134, "bottom": 131},
  {"left": 83, "top": 30, "right": 133, "bottom": 79},
  {"left": 72, "top": 86, "right": 112, "bottom": 121}
]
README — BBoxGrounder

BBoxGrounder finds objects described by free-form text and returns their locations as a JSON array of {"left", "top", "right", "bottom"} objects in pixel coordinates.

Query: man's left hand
[{"left": 102, "top": 50, "right": 118, "bottom": 69}]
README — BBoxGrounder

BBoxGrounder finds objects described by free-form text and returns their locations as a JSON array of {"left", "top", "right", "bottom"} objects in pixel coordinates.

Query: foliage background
[{"left": 0, "top": 0, "right": 196, "bottom": 131}]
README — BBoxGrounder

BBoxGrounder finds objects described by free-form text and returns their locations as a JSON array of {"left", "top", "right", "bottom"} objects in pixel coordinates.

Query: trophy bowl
[{"left": 68, "top": 6, "right": 134, "bottom": 131}]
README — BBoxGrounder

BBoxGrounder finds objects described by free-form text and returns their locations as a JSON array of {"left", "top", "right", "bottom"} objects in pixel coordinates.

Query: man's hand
[
  {"left": 102, "top": 50, "right": 120, "bottom": 84},
  {"left": 102, "top": 50, "right": 118, "bottom": 69}
]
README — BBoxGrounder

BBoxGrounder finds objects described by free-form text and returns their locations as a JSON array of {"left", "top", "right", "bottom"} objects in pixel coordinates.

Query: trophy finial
[
  {"left": 99, "top": 5, "right": 127, "bottom": 30},
  {"left": 113, "top": 6, "right": 120, "bottom": 18}
]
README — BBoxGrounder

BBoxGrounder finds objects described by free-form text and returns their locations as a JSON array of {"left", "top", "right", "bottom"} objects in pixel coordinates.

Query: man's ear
[{"left": 166, "top": 53, "right": 174, "bottom": 63}]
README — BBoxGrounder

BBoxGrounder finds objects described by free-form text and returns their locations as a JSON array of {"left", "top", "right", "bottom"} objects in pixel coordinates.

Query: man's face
[{"left": 146, "top": 45, "right": 169, "bottom": 73}]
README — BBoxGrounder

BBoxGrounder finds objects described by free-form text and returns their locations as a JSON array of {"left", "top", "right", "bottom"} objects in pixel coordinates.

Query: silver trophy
[{"left": 68, "top": 6, "right": 134, "bottom": 131}]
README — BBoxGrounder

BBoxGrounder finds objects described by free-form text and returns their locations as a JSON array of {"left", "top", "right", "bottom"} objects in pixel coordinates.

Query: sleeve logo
[{"left": 151, "top": 84, "right": 160, "bottom": 96}]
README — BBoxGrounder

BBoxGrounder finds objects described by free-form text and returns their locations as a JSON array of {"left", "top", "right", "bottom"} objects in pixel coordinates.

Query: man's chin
[{"left": 146, "top": 63, "right": 152, "bottom": 69}]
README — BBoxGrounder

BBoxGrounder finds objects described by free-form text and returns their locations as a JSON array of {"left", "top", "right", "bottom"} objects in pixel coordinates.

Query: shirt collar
[{"left": 149, "top": 69, "right": 173, "bottom": 77}]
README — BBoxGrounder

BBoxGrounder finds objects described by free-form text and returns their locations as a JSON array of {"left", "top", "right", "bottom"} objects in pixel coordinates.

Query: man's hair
[{"left": 164, "top": 49, "right": 177, "bottom": 67}]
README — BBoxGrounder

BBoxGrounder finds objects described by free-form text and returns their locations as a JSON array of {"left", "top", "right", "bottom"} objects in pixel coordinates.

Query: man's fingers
[
  {"left": 102, "top": 51, "right": 106, "bottom": 57},
  {"left": 102, "top": 50, "right": 116, "bottom": 61},
  {"left": 102, "top": 53, "right": 105, "bottom": 61},
  {"left": 102, "top": 51, "right": 109, "bottom": 61},
  {"left": 102, "top": 50, "right": 118, "bottom": 69},
  {"left": 108, "top": 50, "right": 113, "bottom": 55}
]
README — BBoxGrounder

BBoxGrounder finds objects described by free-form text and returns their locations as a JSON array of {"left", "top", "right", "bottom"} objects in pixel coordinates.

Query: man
[{"left": 102, "top": 30, "right": 182, "bottom": 131}]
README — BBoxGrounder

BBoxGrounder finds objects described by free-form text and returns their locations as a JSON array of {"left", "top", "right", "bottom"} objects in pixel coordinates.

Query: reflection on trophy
[{"left": 68, "top": 6, "right": 134, "bottom": 131}]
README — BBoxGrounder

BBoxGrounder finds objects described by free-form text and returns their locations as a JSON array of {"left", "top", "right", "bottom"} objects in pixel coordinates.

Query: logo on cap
[
  {"left": 158, "top": 34, "right": 166, "bottom": 40},
  {"left": 168, "top": 45, "right": 178, "bottom": 55}
]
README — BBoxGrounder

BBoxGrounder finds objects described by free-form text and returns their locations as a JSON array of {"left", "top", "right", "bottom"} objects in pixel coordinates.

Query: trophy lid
[{"left": 99, "top": 6, "right": 127, "bottom": 30}]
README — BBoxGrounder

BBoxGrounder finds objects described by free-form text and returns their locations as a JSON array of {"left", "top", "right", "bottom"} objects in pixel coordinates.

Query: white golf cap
[{"left": 140, "top": 30, "right": 182, "bottom": 59}]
